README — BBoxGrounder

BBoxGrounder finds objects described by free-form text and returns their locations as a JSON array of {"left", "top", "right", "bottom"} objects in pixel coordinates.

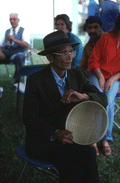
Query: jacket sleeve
[{"left": 23, "top": 74, "right": 58, "bottom": 142}]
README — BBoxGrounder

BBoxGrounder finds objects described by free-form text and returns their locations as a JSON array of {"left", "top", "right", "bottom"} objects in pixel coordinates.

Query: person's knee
[{"left": 15, "top": 54, "right": 25, "bottom": 61}]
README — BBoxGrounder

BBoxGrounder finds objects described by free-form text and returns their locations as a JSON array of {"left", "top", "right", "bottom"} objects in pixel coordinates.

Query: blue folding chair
[
  {"left": 16, "top": 64, "right": 48, "bottom": 113},
  {"left": 15, "top": 145, "right": 59, "bottom": 183},
  {"left": 114, "top": 93, "right": 120, "bottom": 129}
]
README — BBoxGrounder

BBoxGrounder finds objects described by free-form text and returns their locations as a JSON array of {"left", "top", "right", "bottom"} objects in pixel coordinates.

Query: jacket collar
[{"left": 43, "top": 66, "right": 78, "bottom": 108}]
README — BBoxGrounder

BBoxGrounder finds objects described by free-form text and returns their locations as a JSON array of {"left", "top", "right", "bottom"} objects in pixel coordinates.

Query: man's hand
[
  {"left": 61, "top": 89, "right": 90, "bottom": 103},
  {"left": 53, "top": 129, "right": 73, "bottom": 144},
  {"left": 6, "top": 34, "right": 15, "bottom": 41},
  {"left": 104, "top": 75, "right": 119, "bottom": 92},
  {"left": 6, "top": 34, "right": 29, "bottom": 48}
]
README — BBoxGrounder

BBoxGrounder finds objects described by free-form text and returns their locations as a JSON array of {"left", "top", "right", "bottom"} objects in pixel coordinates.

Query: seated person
[
  {"left": 54, "top": 14, "right": 84, "bottom": 69},
  {"left": 88, "top": 14, "right": 120, "bottom": 156},
  {"left": 79, "top": 16, "right": 104, "bottom": 78},
  {"left": 0, "top": 13, "right": 29, "bottom": 83},
  {"left": 23, "top": 30, "right": 107, "bottom": 183}
]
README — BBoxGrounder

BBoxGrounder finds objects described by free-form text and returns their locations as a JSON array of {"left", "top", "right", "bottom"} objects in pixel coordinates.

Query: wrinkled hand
[
  {"left": 104, "top": 77, "right": 114, "bottom": 92},
  {"left": 99, "top": 75, "right": 105, "bottom": 90},
  {"left": 6, "top": 34, "right": 15, "bottom": 41},
  {"left": 53, "top": 129, "right": 73, "bottom": 144},
  {"left": 61, "top": 89, "right": 89, "bottom": 103}
]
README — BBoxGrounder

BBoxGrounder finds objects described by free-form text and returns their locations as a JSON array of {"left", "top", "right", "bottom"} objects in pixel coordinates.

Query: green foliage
[
  {"left": 32, "top": 39, "right": 44, "bottom": 50},
  {"left": 0, "top": 65, "right": 120, "bottom": 183}
]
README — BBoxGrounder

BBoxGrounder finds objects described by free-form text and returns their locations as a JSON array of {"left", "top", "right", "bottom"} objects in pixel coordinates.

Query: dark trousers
[
  {"left": 40, "top": 143, "right": 99, "bottom": 183},
  {"left": 12, "top": 53, "right": 25, "bottom": 80},
  {"left": 1, "top": 47, "right": 26, "bottom": 81},
  {"left": 0, "top": 53, "right": 25, "bottom": 81}
]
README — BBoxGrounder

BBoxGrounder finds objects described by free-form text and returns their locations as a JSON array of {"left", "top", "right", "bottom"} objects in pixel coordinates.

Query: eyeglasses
[{"left": 52, "top": 50, "right": 77, "bottom": 58}]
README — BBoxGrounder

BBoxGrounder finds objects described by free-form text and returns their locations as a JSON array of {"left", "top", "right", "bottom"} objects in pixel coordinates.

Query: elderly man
[
  {"left": 79, "top": 16, "right": 103, "bottom": 77},
  {"left": 0, "top": 13, "right": 29, "bottom": 83},
  {"left": 23, "top": 30, "right": 107, "bottom": 183}
]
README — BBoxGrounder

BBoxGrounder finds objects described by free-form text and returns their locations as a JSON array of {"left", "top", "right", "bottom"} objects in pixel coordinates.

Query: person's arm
[
  {"left": 104, "top": 72, "right": 120, "bottom": 92},
  {"left": 79, "top": 47, "right": 88, "bottom": 71},
  {"left": 0, "top": 46, "right": 5, "bottom": 59},
  {"left": 6, "top": 34, "right": 29, "bottom": 48},
  {"left": 0, "top": 33, "right": 6, "bottom": 59},
  {"left": 73, "top": 39, "right": 84, "bottom": 68},
  {"left": 53, "top": 129, "right": 73, "bottom": 144},
  {"left": 62, "top": 70, "right": 108, "bottom": 108},
  {"left": 94, "top": 68, "right": 105, "bottom": 90},
  {"left": 70, "top": 34, "right": 84, "bottom": 68},
  {"left": 88, "top": 35, "right": 106, "bottom": 74},
  {"left": 13, "top": 38, "right": 29, "bottom": 47},
  {"left": 61, "top": 89, "right": 90, "bottom": 103},
  {"left": 79, "top": 46, "right": 90, "bottom": 77}
]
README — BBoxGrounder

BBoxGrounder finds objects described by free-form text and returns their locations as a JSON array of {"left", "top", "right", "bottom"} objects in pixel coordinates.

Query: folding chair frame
[
  {"left": 114, "top": 93, "right": 120, "bottom": 129},
  {"left": 16, "top": 145, "right": 59, "bottom": 183}
]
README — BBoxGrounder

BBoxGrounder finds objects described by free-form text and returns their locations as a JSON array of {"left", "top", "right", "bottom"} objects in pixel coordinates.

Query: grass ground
[{"left": 0, "top": 56, "right": 120, "bottom": 182}]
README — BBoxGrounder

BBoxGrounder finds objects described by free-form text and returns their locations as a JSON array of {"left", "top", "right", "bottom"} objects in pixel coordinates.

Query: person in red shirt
[
  {"left": 88, "top": 14, "right": 120, "bottom": 156},
  {"left": 79, "top": 16, "right": 104, "bottom": 78}
]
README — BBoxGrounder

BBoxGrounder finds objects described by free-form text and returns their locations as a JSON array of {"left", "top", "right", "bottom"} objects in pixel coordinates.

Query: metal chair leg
[
  {"left": 5, "top": 64, "right": 9, "bottom": 75},
  {"left": 17, "top": 162, "right": 27, "bottom": 183},
  {"left": 114, "top": 101, "right": 120, "bottom": 129},
  {"left": 114, "top": 121, "right": 120, "bottom": 129}
]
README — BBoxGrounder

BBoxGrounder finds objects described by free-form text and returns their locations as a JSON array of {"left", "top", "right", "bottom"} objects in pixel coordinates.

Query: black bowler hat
[{"left": 38, "top": 30, "right": 80, "bottom": 56}]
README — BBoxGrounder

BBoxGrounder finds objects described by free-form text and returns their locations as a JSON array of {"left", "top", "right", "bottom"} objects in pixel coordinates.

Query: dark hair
[
  {"left": 84, "top": 16, "right": 102, "bottom": 31},
  {"left": 54, "top": 14, "right": 72, "bottom": 32},
  {"left": 111, "top": 14, "right": 120, "bottom": 34}
]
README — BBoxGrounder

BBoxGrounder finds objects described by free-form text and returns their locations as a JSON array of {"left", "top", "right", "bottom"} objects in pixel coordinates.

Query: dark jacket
[{"left": 23, "top": 65, "right": 108, "bottom": 158}]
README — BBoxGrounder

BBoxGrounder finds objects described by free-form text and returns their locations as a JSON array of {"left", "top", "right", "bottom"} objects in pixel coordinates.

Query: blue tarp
[
  {"left": 88, "top": 0, "right": 100, "bottom": 17},
  {"left": 88, "top": 0, "right": 120, "bottom": 32},
  {"left": 100, "top": 0, "right": 119, "bottom": 32}
]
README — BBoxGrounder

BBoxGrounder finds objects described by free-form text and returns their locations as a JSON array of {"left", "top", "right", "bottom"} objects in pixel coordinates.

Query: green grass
[{"left": 0, "top": 61, "right": 120, "bottom": 183}]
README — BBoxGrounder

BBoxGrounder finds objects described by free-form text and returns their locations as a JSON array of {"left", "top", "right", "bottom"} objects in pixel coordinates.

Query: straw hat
[
  {"left": 66, "top": 101, "right": 108, "bottom": 145},
  {"left": 38, "top": 30, "right": 79, "bottom": 56}
]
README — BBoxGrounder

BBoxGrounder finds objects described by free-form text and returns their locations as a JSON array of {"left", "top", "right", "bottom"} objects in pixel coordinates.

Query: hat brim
[{"left": 38, "top": 42, "right": 79, "bottom": 56}]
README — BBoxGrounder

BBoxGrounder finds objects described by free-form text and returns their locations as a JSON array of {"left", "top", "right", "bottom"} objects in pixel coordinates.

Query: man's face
[
  {"left": 10, "top": 15, "right": 19, "bottom": 28},
  {"left": 86, "top": 23, "right": 102, "bottom": 39},
  {"left": 49, "top": 45, "right": 74, "bottom": 77}
]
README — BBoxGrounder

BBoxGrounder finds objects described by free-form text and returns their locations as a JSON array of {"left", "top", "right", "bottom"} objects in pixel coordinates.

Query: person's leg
[
  {"left": 89, "top": 74, "right": 103, "bottom": 155},
  {"left": 95, "top": 80, "right": 119, "bottom": 155},
  {"left": 10, "top": 52, "right": 25, "bottom": 83},
  {"left": 40, "top": 143, "right": 99, "bottom": 183},
  {"left": 89, "top": 74, "right": 103, "bottom": 92},
  {"left": 102, "top": 81, "right": 119, "bottom": 142}
]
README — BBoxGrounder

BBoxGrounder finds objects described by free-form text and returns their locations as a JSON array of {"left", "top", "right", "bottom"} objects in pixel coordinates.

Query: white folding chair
[{"left": 114, "top": 93, "right": 120, "bottom": 129}]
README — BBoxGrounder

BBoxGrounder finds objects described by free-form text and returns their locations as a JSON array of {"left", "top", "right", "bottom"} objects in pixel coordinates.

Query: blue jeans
[{"left": 89, "top": 74, "right": 119, "bottom": 141}]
